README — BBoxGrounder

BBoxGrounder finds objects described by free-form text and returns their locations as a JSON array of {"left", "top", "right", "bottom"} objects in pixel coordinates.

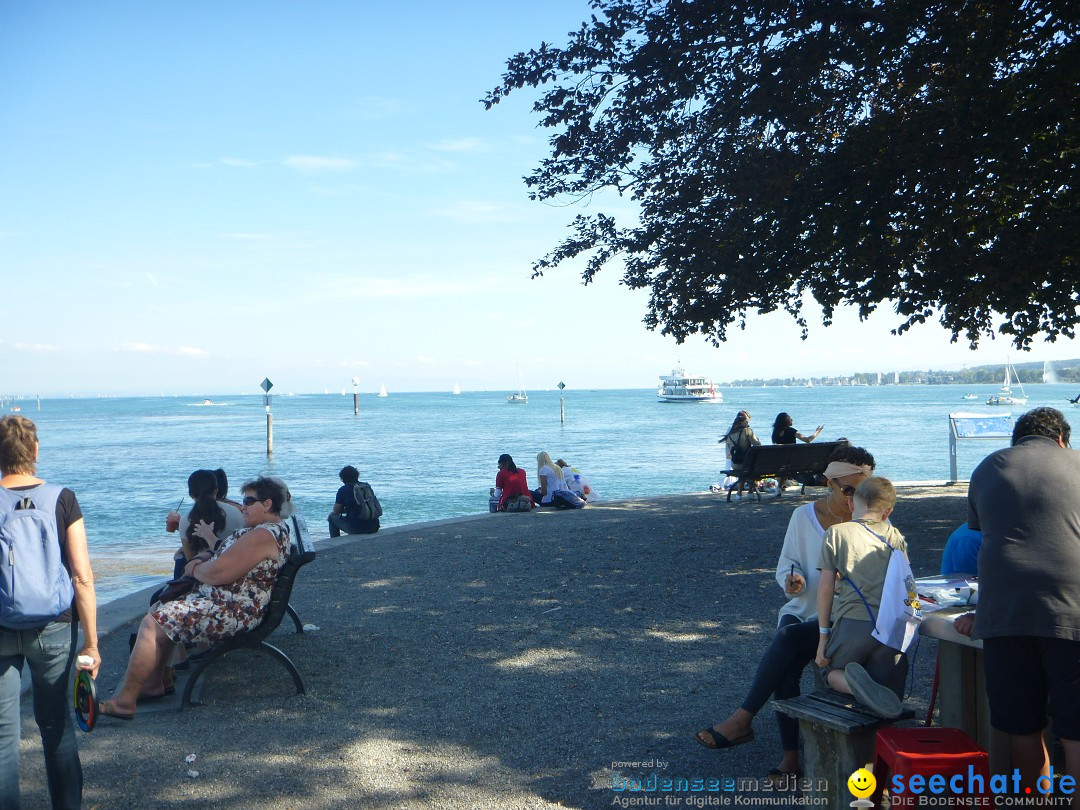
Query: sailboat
[
  {"left": 453, "top": 382, "right": 461, "bottom": 395},
  {"left": 986, "top": 361, "right": 1028, "bottom": 406},
  {"left": 507, "top": 363, "right": 528, "bottom": 404},
  {"left": 378, "top": 383, "right": 388, "bottom": 398}
]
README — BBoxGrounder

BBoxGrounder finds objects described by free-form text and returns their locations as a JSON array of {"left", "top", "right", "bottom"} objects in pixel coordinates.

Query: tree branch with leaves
[{"left": 484, "top": 0, "right": 1080, "bottom": 349}]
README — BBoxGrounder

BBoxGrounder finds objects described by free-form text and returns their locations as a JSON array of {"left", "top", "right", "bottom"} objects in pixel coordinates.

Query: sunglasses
[
  {"left": 834, "top": 483, "right": 857, "bottom": 497},
  {"left": 242, "top": 495, "right": 265, "bottom": 506}
]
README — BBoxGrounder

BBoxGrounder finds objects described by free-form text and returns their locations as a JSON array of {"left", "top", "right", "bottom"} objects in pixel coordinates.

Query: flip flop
[
  {"left": 98, "top": 699, "right": 135, "bottom": 721},
  {"left": 695, "top": 727, "right": 755, "bottom": 750}
]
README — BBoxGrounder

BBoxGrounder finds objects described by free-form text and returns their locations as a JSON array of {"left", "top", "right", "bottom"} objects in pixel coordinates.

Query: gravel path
[{"left": 16, "top": 486, "right": 968, "bottom": 808}]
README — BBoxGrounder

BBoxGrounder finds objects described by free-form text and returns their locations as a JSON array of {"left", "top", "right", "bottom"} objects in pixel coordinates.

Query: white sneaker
[{"left": 845, "top": 662, "right": 903, "bottom": 719}]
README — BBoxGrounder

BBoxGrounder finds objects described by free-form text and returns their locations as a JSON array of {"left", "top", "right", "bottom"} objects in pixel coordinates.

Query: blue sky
[{"left": 2, "top": 1, "right": 1077, "bottom": 397}]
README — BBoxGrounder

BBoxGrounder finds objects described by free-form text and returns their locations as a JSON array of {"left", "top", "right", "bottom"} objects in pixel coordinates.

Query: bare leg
[
  {"left": 107, "top": 614, "right": 175, "bottom": 714},
  {"left": 826, "top": 669, "right": 852, "bottom": 694},
  {"left": 699, "top": 707, "right": 755, "bottom": 745},
  {"left": 1010, "top": 731, "right": 1050, "bottom": 798},
  {"left": 1063, "top": 739, "right": 1079, "bottom": 809}
]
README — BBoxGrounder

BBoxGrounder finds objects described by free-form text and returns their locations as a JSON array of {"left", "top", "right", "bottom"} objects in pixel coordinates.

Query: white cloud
[
  {"left": 362, "top": 276, "right": 473, "bottom": 299},
  {"left": 220, "top": 157, "right": 256, "bottom": 168},
  {"left": 222, "top": 232, "right": 275, "bottom": 241},
  {"left": 116, "top": 343, "right": 206, "bottom": 357},
  {"left": 343, "top": 97, "right": 414, "bottom": 121},
  {"left": 429, "top": 200, "right": 528, "bottom": 225},
  {"left": 426, "top": 137, "right": 486, "bottom": 153},
  {"left": 284, "top": 156, "right": 358, "bottom": 172},
  {"left": 13, "top": 342, "right": 57, "bottom": 352}
]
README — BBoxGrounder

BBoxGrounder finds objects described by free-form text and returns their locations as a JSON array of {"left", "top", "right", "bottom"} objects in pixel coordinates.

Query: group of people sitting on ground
[
  {"left": 719, "top": 410, "right": 826, "bottom": 497},
  {"left": 489, "top": 452, "right": 593, "bottom": 511},
  {"left": 697, "top": 444, "right": 911, "bottom": 783}
]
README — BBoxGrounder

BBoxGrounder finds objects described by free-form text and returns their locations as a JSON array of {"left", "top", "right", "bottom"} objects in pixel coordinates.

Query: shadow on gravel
[{"left": 32, "top": 489, "right": 967, "bottom": 808}]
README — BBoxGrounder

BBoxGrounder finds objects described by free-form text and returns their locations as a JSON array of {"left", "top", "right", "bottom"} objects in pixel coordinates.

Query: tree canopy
[{"left": 484, "top": 1, "right": 1080, "bottom": 349}]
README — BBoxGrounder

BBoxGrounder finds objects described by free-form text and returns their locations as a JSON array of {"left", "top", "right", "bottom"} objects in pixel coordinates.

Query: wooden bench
[
  {"left": 725, "top": 441, "right": 848, "bottom": 501},
  {"left": 773, "top": 690, "right": 913, "bottom": 806},
  {"left": 179, "top": 513, "right": 317, "bottom": 710}
]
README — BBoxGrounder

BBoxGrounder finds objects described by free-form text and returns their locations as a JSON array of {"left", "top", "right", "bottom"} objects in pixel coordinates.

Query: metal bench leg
[
  {"left": 286, "top": 603, "right": 303, "bottom": 634},
  {"left": 180, "top": 645, "right": 230, "bottom": 709},
  {"left": 179, "top": 642, "right": 305, "bottom": 710},
  {"left": 258, "top": 641, "right": 306, "bottom": 695}
]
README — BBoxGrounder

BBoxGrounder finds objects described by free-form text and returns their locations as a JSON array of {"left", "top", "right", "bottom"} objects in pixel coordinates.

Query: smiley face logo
[{"left": 848, "top": 767, "right": 876, "bottom": 799}]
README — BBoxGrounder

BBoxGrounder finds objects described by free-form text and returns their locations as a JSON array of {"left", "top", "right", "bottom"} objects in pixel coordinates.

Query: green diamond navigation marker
[{"left": 261, "top": 378, "right": 273, "bottom": 393}]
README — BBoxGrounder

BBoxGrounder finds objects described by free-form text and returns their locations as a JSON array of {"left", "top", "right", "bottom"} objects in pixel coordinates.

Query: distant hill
[{"left": 724, "top": 359, "right": 1080, "bottom": 387}]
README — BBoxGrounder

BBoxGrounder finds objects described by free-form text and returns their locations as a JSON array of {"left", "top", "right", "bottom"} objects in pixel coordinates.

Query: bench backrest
[
  {"left": 739, "top": 441, "right": 848, "bottom": 478},
  {"left": 241, "top": 514, "right": 316, "bottom": 645}
]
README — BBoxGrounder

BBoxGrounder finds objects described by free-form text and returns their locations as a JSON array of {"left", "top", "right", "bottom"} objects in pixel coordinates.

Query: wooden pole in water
[
  {"left": 352, "top": 376, "right": 360, "bottom": 416},
  {"left": 561, "top": 396, "right": 565, "bottom": 424}
]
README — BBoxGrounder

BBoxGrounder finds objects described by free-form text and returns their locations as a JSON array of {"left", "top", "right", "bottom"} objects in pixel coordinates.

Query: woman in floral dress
[{"left": 100, "top": 476, "right": 291, "bottom": 720}]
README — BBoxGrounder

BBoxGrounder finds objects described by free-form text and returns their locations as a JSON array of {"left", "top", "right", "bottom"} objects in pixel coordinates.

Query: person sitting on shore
[
  {"left": 556, "top": 458, "right": 594, "bottom": 501},
  {"left": 494, "top": 454, "right": 534, "bottom": 511},
  {"left": 99, "top": 476, "right": 291, "bottom": 720},
  {"left": 695, "top": 445, "right": 875, "bottom": 782},
  {"left": 721, "top": 411, "right": 760, "bottom": 498},
  {"left": 328, "top": 465, "right": 381, "bottom": 536},
  {"left": 533, "top": 451, "right": 585, "bottom": 509},
  {"left": 815, "top": 476, "right": 909, "bottom": 719},
  {"left": 166, "top": 469, "right": 245, "bottom": 580},
  {"left": 771, "top": 413, "right": 824, "bottom": 494}
]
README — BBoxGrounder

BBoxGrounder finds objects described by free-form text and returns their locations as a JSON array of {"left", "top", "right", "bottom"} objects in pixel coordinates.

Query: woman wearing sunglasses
[
  {"left": 100, "top": 476, "right": 291, "bottom": 720},
  {"left": 695, "top": 445, "right": 875, "bottom": 783}
]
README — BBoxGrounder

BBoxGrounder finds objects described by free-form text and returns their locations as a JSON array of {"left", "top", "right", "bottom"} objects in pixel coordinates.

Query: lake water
[{"left": 11, "top": 382, "right": 1078, "bottom": 603}]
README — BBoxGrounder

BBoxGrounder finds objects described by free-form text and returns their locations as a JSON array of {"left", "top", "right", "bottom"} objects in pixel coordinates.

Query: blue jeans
[{"left": 0, "top": 620, "right": 81, "bottom": 810}]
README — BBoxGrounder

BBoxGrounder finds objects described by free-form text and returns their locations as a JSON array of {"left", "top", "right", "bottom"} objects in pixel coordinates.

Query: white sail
[
  {"left": 378, "top": 383, "right": 388, "bottom": 398},
  {"left": 507, "top": 362, "right": 528, "bottom": 403}
]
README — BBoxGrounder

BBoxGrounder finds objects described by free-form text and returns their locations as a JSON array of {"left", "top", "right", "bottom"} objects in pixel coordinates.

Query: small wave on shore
[{"left": 90, "top": 540, "right": 175, "bottom": 605}]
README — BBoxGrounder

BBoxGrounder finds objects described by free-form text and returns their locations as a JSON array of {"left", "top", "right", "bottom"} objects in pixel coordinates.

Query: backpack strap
[
  {"left": 839, "top": 521, "right": 897, "bottom": 625},
  {"left": 0, "top": 483, "right": 64, "bottom": 520}
]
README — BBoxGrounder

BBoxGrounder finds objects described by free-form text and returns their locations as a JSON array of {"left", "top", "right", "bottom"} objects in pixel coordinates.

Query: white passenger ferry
[{"left": 657, "top": 367, "right": 722, "bottom": 402}]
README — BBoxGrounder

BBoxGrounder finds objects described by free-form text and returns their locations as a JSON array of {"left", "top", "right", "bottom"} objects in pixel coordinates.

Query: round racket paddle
[{"left": 73, "top": 669, "right": 98, "bottom": 732}]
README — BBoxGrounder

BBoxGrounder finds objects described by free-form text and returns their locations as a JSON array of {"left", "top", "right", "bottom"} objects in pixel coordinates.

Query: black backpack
[
  {"left": 729, "top": 429, "right": 748, "bottom": 464},
  {"left": 350, "top": 482, "right": 383, "bottom": 522}
]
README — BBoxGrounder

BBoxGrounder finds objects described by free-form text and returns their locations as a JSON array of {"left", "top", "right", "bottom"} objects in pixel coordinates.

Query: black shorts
[{"left": 982, "top": 635, "right": 1080, "bottom": 739}]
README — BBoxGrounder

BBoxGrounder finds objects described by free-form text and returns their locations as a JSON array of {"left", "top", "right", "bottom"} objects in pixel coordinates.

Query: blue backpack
[{"left": 0, "top": 484, "right": 75, "bottom": 629}]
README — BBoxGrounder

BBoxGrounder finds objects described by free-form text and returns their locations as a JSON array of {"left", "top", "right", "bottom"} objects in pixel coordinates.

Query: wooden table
[{"left": 919, "top": 605, "right": 1011, "bottom": 773}]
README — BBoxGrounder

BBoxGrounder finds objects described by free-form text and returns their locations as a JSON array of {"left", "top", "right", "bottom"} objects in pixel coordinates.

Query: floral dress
[{"left": 151, "top": 520, "right": 290, "bottom": 646}]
